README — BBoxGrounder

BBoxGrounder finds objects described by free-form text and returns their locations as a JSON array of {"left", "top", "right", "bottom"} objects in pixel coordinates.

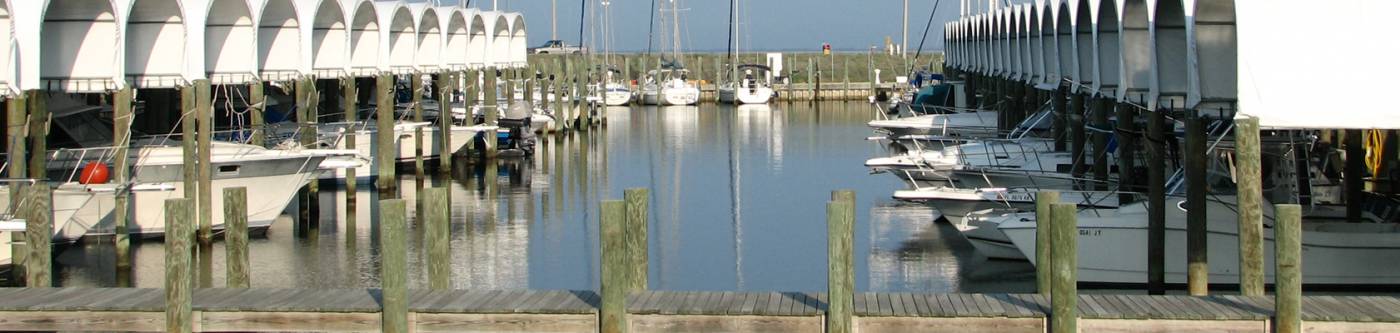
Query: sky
[{"left": 442, "top": 0, "right": 976, "bottom": 53}]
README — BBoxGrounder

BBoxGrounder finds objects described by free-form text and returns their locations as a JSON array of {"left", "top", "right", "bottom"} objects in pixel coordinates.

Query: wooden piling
[
  {"left": 1091, "top": 99, "right": 1111, "bottom": 190},
  {"left": 600, "top": 200, "right": 627, "bottom": 333},
  {"left": 342, "top": 78, "right": 359, "bottom": 235},
  {"left": 831, "top": 189, "right": 856, "bottom": 205},
  {"left": 249, "top": 82, "right": 266, "bottom": 146},
  {"left": 26, "top": 92, "right": 47, "bottom": 180},
  {"left": 1345, "top": 129, "right": 1365, "bottom": 221},
  {"left": 113, "top": 87, "right": 133, "bottom": 270},
  {"left": 164, "top": 198, "right": 194, "bottom": 333},
  {"left": 379, "top": 199, "right": 408, "bottom": 333},
  {"left": 552, "top": 76, "right": 565, "bottom": 133},
  {"left": 438, "top": 73, "right": 453, "bottom": 170},
  {"left": 484, "top": 68, "right": 499, "bottom": 158},
  {"left": 1274, "top": 203, "right": 1302, "bottom": 333},
  {"left": 1034, "top": 190, "right": 1060, "bottom": 295},
  {"left": 181, "top": 85, "right": 197, "bottom": 203},
  {"left": 1185, "top": 116, "right": 1208, "bottom": 295},
  {"left": 196, "top": 79, "right": 214, "bottom": 243},
  {"left": 1049, "top": 202, "right": 1078, "bottom": 333},
  {"left": 1234, "top": 116, "right": 1265, "bottom": 296},
  {"left": 224, "top": 187, "right": 249, "bottom": 288},
  {"left": 624, "top": 188, "right": 649, "bottom": 291},
  {"left": 1146, "top": 110, "right": 1166, "bottom": 295},
  {"left": 1115, "top": 103, "right": 1138, "bottom": 204},
  {"left": 426, "top": 187, "right": 451, "bottom": 290},
  {"left": 22, "top": 183, "right": 51, "bottom": 287},
  {"left": 1051, "top": 89, "right": 1067, "bottom": 151},
  {"left": 412, "top": 73, "right": 425, "bottom": 175},
  {"left": 376, "top": 73, "right": 397, "bottom": 190},
  {"left": 827, "top": 197, "right": 855, "bottom": 333},
  {"left": 1069, "top": 94, "right": 1087, "bottom": 178}
]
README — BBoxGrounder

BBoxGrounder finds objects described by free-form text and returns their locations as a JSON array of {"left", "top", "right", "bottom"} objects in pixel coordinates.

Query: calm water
[{"left": 49, "top": 102, "right": 1035, "bottom": 293}]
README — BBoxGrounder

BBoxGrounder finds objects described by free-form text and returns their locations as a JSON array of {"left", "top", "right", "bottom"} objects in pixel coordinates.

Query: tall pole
[
  {"left": 902, "top": 0, "right": 909, "bottom": 58},
  {"left": 552, "top": 0, "right": 558, "bottom": 40}
]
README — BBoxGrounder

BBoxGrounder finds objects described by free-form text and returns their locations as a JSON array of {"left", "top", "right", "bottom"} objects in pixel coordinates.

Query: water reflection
[{"left": 49, "top": 102, "right": 1033, "bottom": 293}]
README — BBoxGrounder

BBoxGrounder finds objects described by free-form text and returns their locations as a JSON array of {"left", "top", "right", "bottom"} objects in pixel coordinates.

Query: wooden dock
[{"left": 1, "top": 288, "right": 1397, "bottom": 332}]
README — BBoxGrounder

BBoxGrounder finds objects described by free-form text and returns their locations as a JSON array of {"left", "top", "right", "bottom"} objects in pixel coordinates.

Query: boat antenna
[{"left": 908, "top": 0, "right": 943, "bottom": 75}]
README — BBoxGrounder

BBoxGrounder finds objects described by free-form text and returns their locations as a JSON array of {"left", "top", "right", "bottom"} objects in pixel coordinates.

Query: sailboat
[
  {"left": 592, "top": 0, "right": 633, "bottom": 106},
  {"left": 717, "top": 0, "right": 774, "bottom": 104},
  {"left": 641, "top": 0, "right": 700, "bottom": 106}
]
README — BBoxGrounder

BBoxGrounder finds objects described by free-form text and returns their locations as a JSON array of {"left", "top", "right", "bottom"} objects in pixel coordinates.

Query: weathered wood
[
  {"left": 26, "top": 91, "right": 46, "bottom": 180},
  {"left": 181, "top": 85, "right": 197, "bottom": 203},
  {"left": 6, "top": 92, "right": 26, "bottom": 282},
  {"left": 437, "top": 73, "right": 453, "bottom": 170},
  {"left": 112, "top": 87, "right": 133, "bottom": 271},
  {"left": 828, "top": 199, "right": 854, "bottom": 333},
  {"left": 1034, "top": 191, "right": 1059, "bottom": 296},
  {"left": 195, "top": 79, "right": 214, "bottom": 243},
  {"left": 412, "top": 73, "right": 425, "bottom": 174},
  {"left": 1146, "top": 110, "right": 1166, "bottom": 294},
  {"left": 1345, "top": 129, "right": 1365, "bottom": 221},
  {"left": 1234, "top": 116, "right": 1265, "bottom": 296},
  {"left": 342, "top": 78, "right": 358, "bottom": 236},
  {"left": 1116, "top": 103, "right": 1138, "bottom": 204},
  {"left": 380, "top": 199, "right": 409, "bottom": 333},
  {"left": 483, "top": 68, "right": 499, "bottom": 157},
  {"left": 624, "top": 188, "right": 649, "bottom": 292},
  {"left": 1185, "top": 116, "right": 1208, "bottom": 295},
  {"left": 1069, "top": 94, "right": 1087, "bottom": 179},
  {"left": 22, "top": 183, "right": 51, "bottom": 287},
  {"left": 1050, "top": 203, "right": 1077, "bottom": 333},
  {"left": 600, "top": 200, "right": 627, "bottom": 333},
  {"left": 165, "top": 198, "right": 194, "bottom": 333},
  {"left": 1275, "top": 204, "right": 1302, "bottom": 333},
  {"left": 249, "top": 81, "right": 267, "bottom": 147},
  {"left": 225, "top": 187, "right": 250, "bottom": 288},
  {"left": 426, "top": 187, "right": 451, "bottom": 290},
  {"left": 376, "top": 74, "right": 397, "bottom": 190}
]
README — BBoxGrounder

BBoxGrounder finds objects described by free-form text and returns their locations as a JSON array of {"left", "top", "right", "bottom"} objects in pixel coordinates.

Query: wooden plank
[
  {"left": 1104, "top": 294, "right": 1145, "bottom": 319},
  {"left": 655, "top": 291, "right": 681, "bottom": 315},
  {"left": 763, "top": 292, "right": 784, "bottom": 316},
  {"left": 898, "top": 293, "right": 918, "bottom": 317},
  {"left": 874, "top": 293, "right": 892, "bottom": 317},
  {"left": 714, "top": 292, "right": 736, "bottom": 315},
  {"left": 1162, "top": 296, "right": 1205, "bottom": 320},
  {"left": 1079, "top": 295, "right": 1110, "bottom": 319},
  {"left": 706, "top": 291, "right": 729, "bottom": 315},
  {"left": 1320, "top": 296, "right": 1370, "bottom": 322},
  {"left": 852, "top": 291, "right": 867, "bottom": 315},
  {"left": 995, "top": 294, "right": 1036, "bottom": 318},
  {"left": 934, "top": 294, "right": 958, "bottom": 317},
  {"left": 1355, "top": 296, "right": 1400, "bottom": 322},
  {"left": 804, "top": 292, "right": 824, "bottom": 316},
  {"left": 789, "top": 292, "right": 810, "bottom": 316},
  {"left": 973, "top": 294, "right": 1004, "bottom": 317},
  {"left": 738, "top": 292, "right": 759, "bottom": 315},
  {"left": 636, "top": 291, "right": 664, "bottom": 314}
]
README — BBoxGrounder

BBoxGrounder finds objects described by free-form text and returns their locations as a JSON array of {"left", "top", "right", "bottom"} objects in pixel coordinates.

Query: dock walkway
[{"left": 0, "top": 288, "right": 1396, "bottom": 332}]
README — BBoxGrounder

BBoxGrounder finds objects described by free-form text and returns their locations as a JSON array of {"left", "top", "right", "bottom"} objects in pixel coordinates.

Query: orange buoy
[{"left": 79, "top": 162, "right": 110, "bottom": 184}]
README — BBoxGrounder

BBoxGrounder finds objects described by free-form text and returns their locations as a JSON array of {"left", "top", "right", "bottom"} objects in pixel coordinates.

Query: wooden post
[
  {"left": 1274, "top": 204, "right": 1302, "bottom": 333},
  {"left": 412, "top": 73, "right": 425, "bottom": 175},
  {"left": 26, "top": 91, "right": 47, "bottom": 180},
  {"left": 379, "top": 199, "right": 408, "bottom": 333},
  {"left": 1069, "top": 94, "right": 1087, "bottom": 179},
  {"left": 1116, "top": 103, "right": 1138, "bottom": 204},
  {"left": 1232, "top": 116, "right": 1266, "bottom": 296},
  {"left": 1185, "top": 115, "right": 1208, "bottom": 295},
  {"left": 342, "top": 77, "right": 359, "bottom": 236},
  {"left": 1146, "top": 110, "right": 1166, "bottom": 294},
  {"left": 575, "top": 64, "right": 590, "bottom": 130},
  {"left": 1051, "top": 89, "right": 1067, "bottom": 151},
  {"left": 552, "top": 76, "right": 565, "bottom": 133},
  {"left": 808, "top": 59, "right": 816, "bottom": 102},
  {"left": 23, "top": 183, "right": 51, "bottom": 287},
  {"left": 6, "top": 92, "right": 25, "bottom": 282},
  {"left": 426, "top": 187, "right": 451, "bottom": 290},
  {"left": 624, "top": 188, "right": 649, "bottom": 291},
  {"left": 376, "top": 73, "right": 397, "bottom": 190},
  {"left": 113, "top": 87, "right": 133, "bottom": 270},
  {"left": 1049, "top": 202, "right": 1078, "bottom": 333},
  {"left": 1345, "top": 129, "right": 1365, "bottom": 221},
  {"left": 827, "top": 196, "right": 854, "bottom": 333},
  {"left": 438, "top": 73, "right": 454, "bottom": 170},
  {"left": 600, "top": 200, "right": 627, "bottom": 333},
  {"left": 196, "top": 79, "right": 214, "bottom": 243},
  {"left": 1091, "top": 99, "right": 1111, "bottom": 190},
  {"left": 249, "top": 82, "right": 266, "bottom": 146},
  {"left": 164, "top": 198, "right": 194, "bottom": 333},
  {"left": 1035, "top": 190, "right": 1060, "bottom": 295},
  {"left": 181, "top": 85, "right": 197, "bottom": 203},
  {"left": 224, "top": 187, "right": 250, "bottom": 288},
  {"left": 484, "top": 68, "right": 499, "bottom": 158}
]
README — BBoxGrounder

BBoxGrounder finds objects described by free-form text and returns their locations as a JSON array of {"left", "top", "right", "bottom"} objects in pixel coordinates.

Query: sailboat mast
[
  {"left": 671, "top": 0, "right": 682, "bottom": 67},
  {"left": 726, "top": 0, "right": 736, "bottom": 75}
]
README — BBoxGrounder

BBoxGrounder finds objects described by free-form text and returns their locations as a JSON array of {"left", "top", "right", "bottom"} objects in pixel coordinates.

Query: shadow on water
[{"left": 45, "top": 102, "right": 1034, "bottom": 293}]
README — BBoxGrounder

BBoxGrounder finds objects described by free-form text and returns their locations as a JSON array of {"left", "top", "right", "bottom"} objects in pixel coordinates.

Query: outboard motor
[{"left": 496, "top": 101, "right": 537, "bottom": 156}]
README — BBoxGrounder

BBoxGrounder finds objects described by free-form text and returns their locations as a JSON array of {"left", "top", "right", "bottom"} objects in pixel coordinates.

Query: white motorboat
[
  {"left": 997, "top": 196, "right": 1400, "bottom": 286},
  {"left": 718, "top": 66, "right": 776, "bottom": 104},
  {"left": 601, "top": 82, "right": 634, "bottom": 106},
  {"left": 894, "top": 186, "right": 1122, "bottom": 225},
  {"left": 867, "top": 111, "right": 999, "bottom": 138},
  {"left": 295, "top": 121, "right": 494, "bottom": 182},
  {"left": 32, "top": 142, "right": 351, "bottom": 240}
]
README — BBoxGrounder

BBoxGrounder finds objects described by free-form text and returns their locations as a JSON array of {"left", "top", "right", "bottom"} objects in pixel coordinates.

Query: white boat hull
[
  {"left": 719, "top": 86, "right": 774, "bottom": 104},
  {"left": 999, "top": 198, "right": 1400, "bottom": 286}
]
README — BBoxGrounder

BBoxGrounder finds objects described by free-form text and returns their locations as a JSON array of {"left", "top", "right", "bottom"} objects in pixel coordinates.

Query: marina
[{"left": 0, "top": 0, "right": 1398, "bottom": 332}]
